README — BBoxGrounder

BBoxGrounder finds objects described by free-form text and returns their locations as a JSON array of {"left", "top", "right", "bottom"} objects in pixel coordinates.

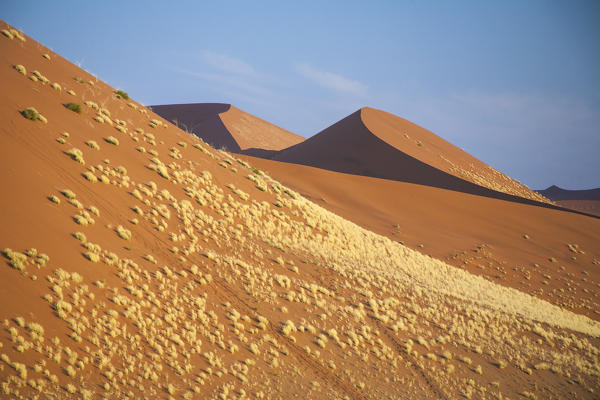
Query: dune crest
[
  {"left": 271, "top": 106, "right": 550, "bottom": 204},
  {"left": 151, "top": 102, "right": 304, "bottom": 153}
]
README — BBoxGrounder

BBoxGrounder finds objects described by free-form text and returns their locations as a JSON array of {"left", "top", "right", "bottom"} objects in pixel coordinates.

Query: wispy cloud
[
  {"left": 175, "top": 51, "right": 278, "bottom": 107},
  {"left": 294, "top": 63, "right": 367, "bottom": 95},
  {"left": 200, "top": 51, "right": 257, "bottom": 78},
  {"left": 179, "top": 69, "right": 273, "bottom": 98}
]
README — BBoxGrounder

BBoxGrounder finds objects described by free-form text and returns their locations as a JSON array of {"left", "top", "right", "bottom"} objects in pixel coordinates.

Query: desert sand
[
  {"left": 151, "top": 103, "right": 304, "bottom": 156},
  {"left": 269, "top": 107, "right": 551, "bottom": 204},
  {"left": 1, "top": 21, "right": 599, "bottom": 400},
  {"left": 245, "top": 156, "right": 600, "bottom": 320}
]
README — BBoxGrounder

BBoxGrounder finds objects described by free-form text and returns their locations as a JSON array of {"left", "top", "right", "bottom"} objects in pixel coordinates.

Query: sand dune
[
  {"left": 151, "top": 103, "right": 304, "bottom": 153},
  {"left": 537, "top": 185, "right": 600, "bottom": 201},
  {"left": 246, "top": 155, "right": 600, "bottom": 320},
  {"left": 1, "top": 21, "right": 599, "bottom": 400},
  {"left": 271, "top": 107, "right": 551, "bottom": 204},
  {"left": 537, "top": 185, "right": 600, "bottom": 216}
]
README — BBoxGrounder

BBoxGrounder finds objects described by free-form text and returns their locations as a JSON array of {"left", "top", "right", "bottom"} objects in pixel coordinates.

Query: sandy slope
[
  {"left": 1, "top": 21, "right": 599, "bottom": 400},
  {"left": 271, "top": 107, "right": 551, "bottom": 204},
  {"left": 151, "top": 103, "right": 304, "bottom": 154},
  {"left": 246, "top": 156, "right": 600, "bottom": 321}
]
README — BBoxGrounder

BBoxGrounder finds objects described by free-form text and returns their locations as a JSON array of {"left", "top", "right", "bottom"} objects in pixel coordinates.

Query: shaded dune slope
[
  {"left": 151, "top": 103, "right": 304, "bottom": 154},
  {"left": 271, "top": 109, "right": 580, "bottom": 213},
  {"left": 150, "top": 103, "right": 241, "bottom": 151},
  {"left": 537, "top": 186, "right": 600, "bottom": 217},
  {"left": 538, "top": 185, "right": 600, "bottom": 201}
]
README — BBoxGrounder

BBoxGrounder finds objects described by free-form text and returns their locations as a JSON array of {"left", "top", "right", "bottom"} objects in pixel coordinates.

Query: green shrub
[
  {"left": 115, "top": 89, "right": 129, "bottom": 100},
  {"left": 21, "top": 108, "right": 38, "bottom": 121},
  {"left": 64, "top": 103, "right": 82, "bottom": 114}
]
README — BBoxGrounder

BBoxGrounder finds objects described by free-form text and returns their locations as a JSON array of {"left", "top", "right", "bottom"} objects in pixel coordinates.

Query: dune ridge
[
  {"left": 271, "top": 107, "right": 550, "bottom": 204},
  {"left": 151, "top": 102, "right": 304, "bottom": 153}
]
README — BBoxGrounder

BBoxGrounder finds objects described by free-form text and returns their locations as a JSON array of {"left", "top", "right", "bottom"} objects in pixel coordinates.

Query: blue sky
[{"left": 3, "top": 1, "right": 599, "bottom": 189}]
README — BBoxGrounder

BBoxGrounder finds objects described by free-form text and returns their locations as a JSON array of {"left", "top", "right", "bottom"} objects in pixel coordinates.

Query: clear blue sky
[{"left": 3, "top": 1, "right": 599, "bottom": 189}]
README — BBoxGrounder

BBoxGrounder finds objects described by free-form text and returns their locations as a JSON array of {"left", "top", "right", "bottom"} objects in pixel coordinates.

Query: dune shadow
[
  {"left": 151, "top": 103, "right": 241, "bottom": 152},
  {"left": 267, "top": 111, "right": 599, "bottom": 219}
]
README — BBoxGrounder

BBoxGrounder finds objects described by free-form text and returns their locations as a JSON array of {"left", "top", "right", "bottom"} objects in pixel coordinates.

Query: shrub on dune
[
  {"left": 105, "top": 136, "right": 119, "bottom": 146},
  {"left": 64, "top": 102, "right": 82, "bottom": 114},
  {"left": 13, "top": 64, "right": 26, "bottom": 75},
  {"left": 65, "top": 148, "right": 85, "bottom": 164},
  {"left": 21, "top": 108, "right": 38, "bottom": 121},
  {"left": 21, "top": 107, "right": 47, "bottom": 123},
  {"left": 1, "top": 29, "right": 14, "bottom": 39},
  {"left": 115, "top": 89, "right": 129, "bottom": 100}
]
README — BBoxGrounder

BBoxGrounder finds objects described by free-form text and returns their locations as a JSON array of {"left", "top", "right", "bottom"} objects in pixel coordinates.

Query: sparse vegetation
[
  {"left": 21, "top": 107, "right": 47, "bottom": 123},
  {"left": 104, "top": 136, "right": 119, "bottom": 145},
  {"left": 65, "top": 148, "right": 85, "bottom": 164},
  {"left": 85, "top": 140, "right": 99, "bottom": 150},
  {"left": 115, "top": 89, "right": 129, "bottom": 100},
  {"left": 64, "top": 102, "right": 82, "bottom": 114},
  {"left": 13, "top": 64, "right": 26, "bottom": 75}
]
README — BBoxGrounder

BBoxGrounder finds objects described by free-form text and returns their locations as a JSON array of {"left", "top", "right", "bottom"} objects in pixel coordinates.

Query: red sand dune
[
  {"left": 151, "top": 103, "right": 304, "bottom": 154},
  {"left": 245, "top": 155, "right": 600, "bottom": 320},
  {"left": 271, "top": 107, "right": 550, "bottom": 204}
]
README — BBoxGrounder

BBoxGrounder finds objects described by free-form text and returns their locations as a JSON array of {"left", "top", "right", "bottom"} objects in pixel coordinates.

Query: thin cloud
[
  {"left": 294, "top": 63, "right": 367, "bottom": 95},
  {"left": 174, "top": 52, "right": 278, "bottom": 107},
  {"left": 200, "top": 51, "right": 258, "bottom": 77},
  {"left": 180, "top": 69, "right": 273, "bottom": 98}
]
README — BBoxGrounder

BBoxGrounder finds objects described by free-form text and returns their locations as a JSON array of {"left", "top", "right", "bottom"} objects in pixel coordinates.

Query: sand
[
  {"left": 271, "top": 107, "right": 551, "bottom": 204},
  {"left": 151, "top": 103, "right": 304, "bottom": 154}
]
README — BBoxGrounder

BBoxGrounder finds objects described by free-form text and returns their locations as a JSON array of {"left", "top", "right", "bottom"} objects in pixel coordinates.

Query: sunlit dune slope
[
  {"left": 151, "top": 103, "right": 304, "bottom": 155},
  {"left": 245, "top": 156, "right": 600, "bottom": 321},
  {"left": 0, "top": 22, "right": 599, "bottom": 400},
  {"left": 271, "top": 107, "right": 550, "bottom": 204}
]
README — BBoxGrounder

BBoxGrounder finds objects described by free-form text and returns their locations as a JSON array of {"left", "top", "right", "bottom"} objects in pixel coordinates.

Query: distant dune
[
  {"left": 271, "top": 107, "right": 550, "bottom": 204},
  {"left": 151, "top": 103, "right": 304, "bottom": 153},
  {"left": 537, "top": 185, "right": 600, "bottom": 201},
  {"left": 537, "top": 185, "right": 600, "bottom": 216}
]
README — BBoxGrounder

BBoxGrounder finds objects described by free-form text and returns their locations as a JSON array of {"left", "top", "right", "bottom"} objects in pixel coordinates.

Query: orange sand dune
[
  {"left": 2, "top": 21, "right": 600, "bottom": 400},
  {"left": 271, "top": 107, "right": 550, "bottom": 204},
  {"left": 246, "top": 155, "right": 600, "bottom": 320},
  {"left": 151, "top": 103, "right": 304, "bottom": 154}
]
